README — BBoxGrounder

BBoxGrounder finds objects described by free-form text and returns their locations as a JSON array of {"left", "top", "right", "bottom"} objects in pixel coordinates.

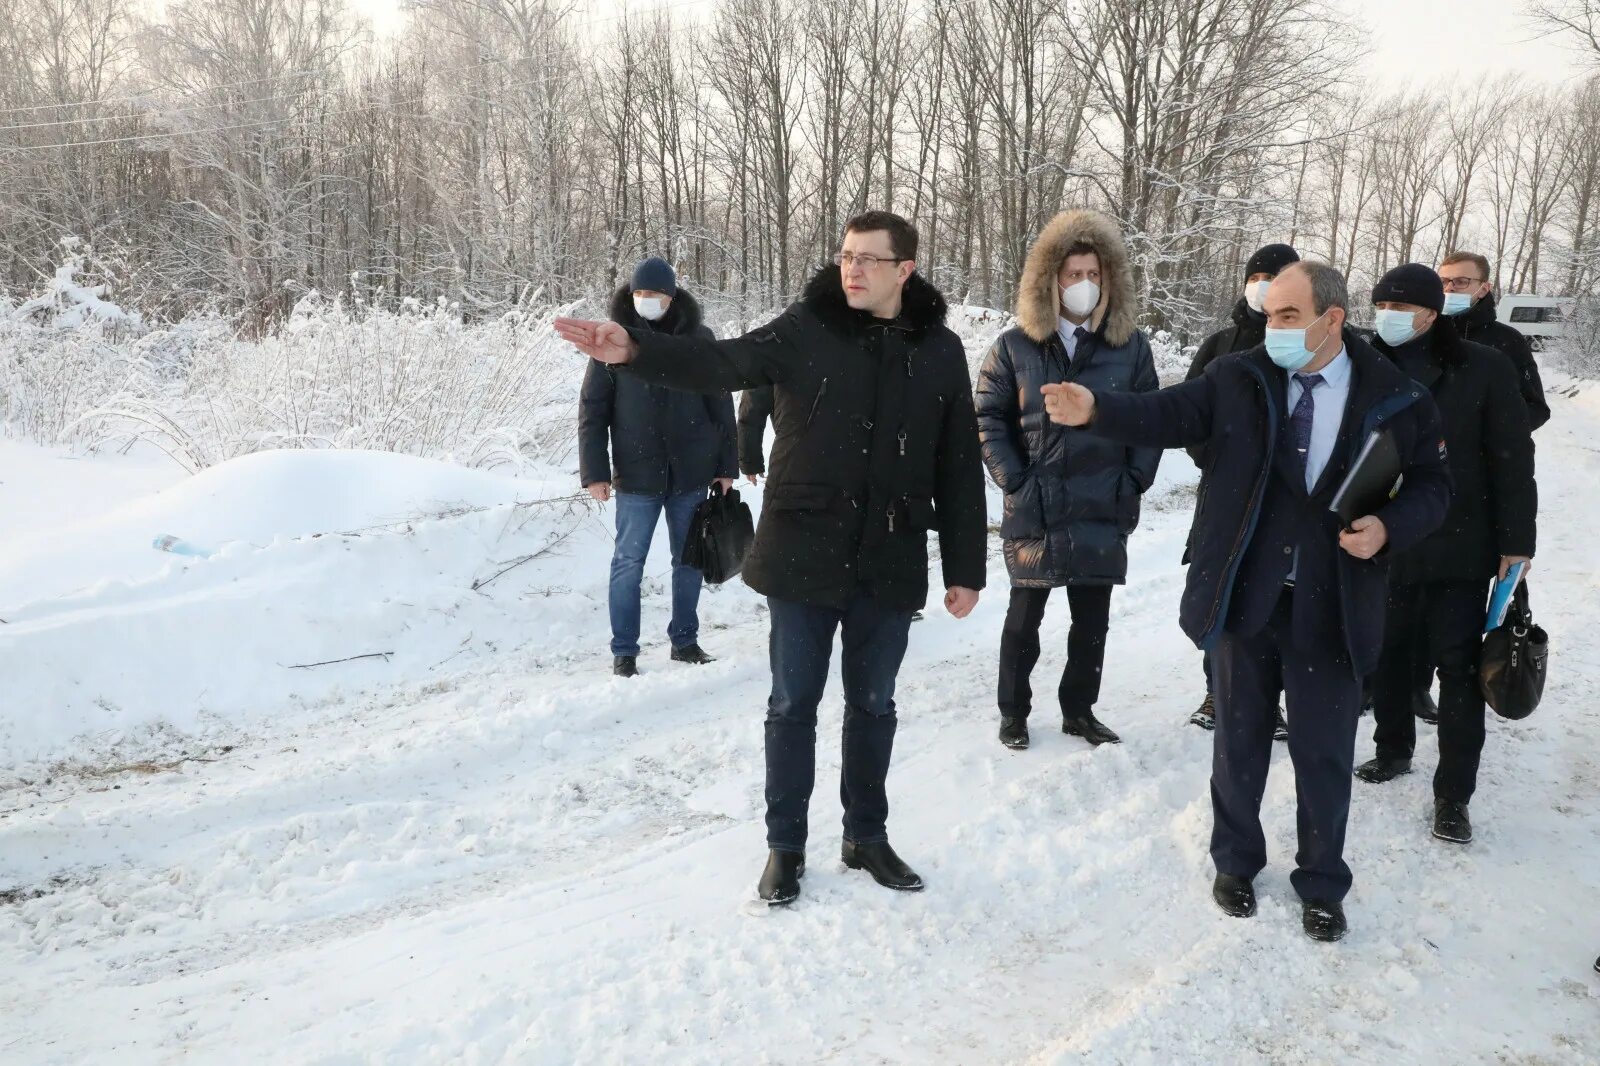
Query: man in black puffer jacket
[
  {"left": 975, "top": 208, "right": 1161, "bottom": 752},
  {"left": 1354, "top": 264, "right": 1535, "bottom": 848},
  {"left": 1185, "top": 242, "right": 1300, "bottom": 735},
  {"left": 578, "top": 257, "right": 736, "bottom": 678},
  {"left": 557, "top": 212, "right": 988, "bottom": 907}
]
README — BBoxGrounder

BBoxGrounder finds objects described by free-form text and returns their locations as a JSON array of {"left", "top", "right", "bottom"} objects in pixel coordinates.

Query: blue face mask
[
  {"left": 1264, "top": 308, "right": 1332, "bottom": 371},
  {"left": 1374, "top": 308, "right": 1422, "bottom": 347},
  {"left": 1442, "top": 292, "right": 1473, "bottom": 316}
]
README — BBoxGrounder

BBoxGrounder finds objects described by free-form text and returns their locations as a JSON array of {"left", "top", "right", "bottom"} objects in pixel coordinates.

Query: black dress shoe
[
  {"left": 1354, "top": 756, "right": 1412, "bottom": 783},
  {"left": 1273, "top": 706, "right": 1289, "bottom": 743},
  {"left": 1433, "top": 799, "right": 1472, "bottom": 843},
  {"left": 1189, "top": 693, "right": 1216, "bottom": 730},
  {"left": 1212, "top": 873, "right": 1257, "bottom": 918},
  {"left": 670, "top": 644, "right": 715, "bottom": 665},
  {"left": 613, "top": 655, "right": 638, "bottom": 677},
  {"left": 841, "top": 839, "right": 923, "bottom": 891},
  {"left": 999, "top": 716, "right": 1030, "bottom": 750},
  {"left": 1302, "top": 898, "right": 1347, "bottom": 942},
  {"left": 757, "top": 850, "right": 805, "bottom": 905},
  {"left": 1413, "top": 689, "right": 1439, "bottom": 724},
  {"left": 1063, "top": 713, "right": 1121, "bottom": 745}
]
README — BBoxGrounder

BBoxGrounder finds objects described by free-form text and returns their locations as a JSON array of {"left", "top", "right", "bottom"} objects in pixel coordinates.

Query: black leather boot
[
  {"left": 757, "top": 850, "right": 805, "bottom": 905},
  {"left": 841, "top": 839, "right": 923, "bottom": 891}
]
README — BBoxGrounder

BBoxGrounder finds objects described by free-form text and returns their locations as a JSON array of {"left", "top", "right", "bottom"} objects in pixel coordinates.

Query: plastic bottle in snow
[{"left": 151, "top": 534, "right": 214, "bottom": 559}]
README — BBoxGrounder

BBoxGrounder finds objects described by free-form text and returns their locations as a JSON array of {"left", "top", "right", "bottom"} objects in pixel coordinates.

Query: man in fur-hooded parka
[
  {"left": 974, "top": 208, "right": 1161, "bottom": 743},
  {"left": 976, "top": 209, "right": 1162, "bottom": 589}
]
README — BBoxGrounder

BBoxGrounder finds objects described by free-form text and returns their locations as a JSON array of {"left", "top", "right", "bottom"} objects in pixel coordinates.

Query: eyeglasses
[
  {"left": 1439, "top": 275, "right": 1484, "bottom": 291},
  {"left": 834, "top": 252, "right": 906, "bottom": 270}
]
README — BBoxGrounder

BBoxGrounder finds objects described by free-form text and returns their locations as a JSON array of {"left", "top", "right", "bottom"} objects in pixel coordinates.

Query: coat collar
[
  {"left": 607, "top": 285, "right": 705, "bottom": 335},
  {"left": 800, "top": 264, "right": 949, "bottom": 334},
  {"left": 1463, "top": 290, "right": 1499, "bottom": 329}
]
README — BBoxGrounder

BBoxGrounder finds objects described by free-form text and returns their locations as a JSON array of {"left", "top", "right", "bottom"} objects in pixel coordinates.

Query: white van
[{"left": 1497, "top": 294, "right": 1573, "bottom": 349}]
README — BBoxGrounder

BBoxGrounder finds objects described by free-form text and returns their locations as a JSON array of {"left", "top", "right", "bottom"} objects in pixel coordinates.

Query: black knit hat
[
  {"left": 1371, "top": 263, "right": 1444, "bottom": 313},
  {"left": 1245, "top": 243, "right": 1299, "bottom": 280},
  {"left": 631, "top": 256, "right": 678, "bottom": 297}
]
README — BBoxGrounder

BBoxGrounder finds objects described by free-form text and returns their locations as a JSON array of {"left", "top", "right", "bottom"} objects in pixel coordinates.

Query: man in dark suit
[{"left": 1040, "top": 261, "right": 1452, "bottom": 941}]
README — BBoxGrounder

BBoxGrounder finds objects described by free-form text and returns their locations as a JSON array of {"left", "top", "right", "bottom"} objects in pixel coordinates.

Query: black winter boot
[
  {"left": 1413, "top": 688, "right": 1439, "bottom": 725},
  {"left": 1212, "top": 874, "right": 1256, "bottom": 918},
  {"left": 1355, "top": 756, "right": 1412, "bottom": 783},
  {"left": 1302, "top": 899, "right": 1347, "bottom": 942},
  {"left": 1433, "top": 799, "right": 1472, "bottom": 844},
  {"left": 1063, "top": 712, "right": 1121, "bottom": 745},
  {"left": 757, "top": 850, "right": 805, "bottom": 905},
  {"left": 613, "top": 655, "right": 638, "bottom": 678},
  {"left": 671, "top": 644, "right": 715, "bottom": 665},
  {"left": 841, "top": 840, "right": 923, "bottom": 891},
  {"left": 999, "top": 716, "right": 1029, "bottom": 750}
]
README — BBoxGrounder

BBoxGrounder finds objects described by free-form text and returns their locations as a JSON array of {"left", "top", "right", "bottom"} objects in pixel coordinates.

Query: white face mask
[
  {"left": 1245, "top": 278, "right": 1271, "bottom": 314},
  {"left": 634, "top": 295, "right": 668, "bottom": 322},
  {"left": 1060, "top": 279, "right": 1100, "bottom": 318}
]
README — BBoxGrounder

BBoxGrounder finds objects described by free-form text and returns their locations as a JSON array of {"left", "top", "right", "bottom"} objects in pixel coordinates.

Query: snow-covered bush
[
  {"left": 1559, "top": 298, "right": 1600, "bottom": 381},
  {"left": 2, "top": 262, "right": 586, "bottom": 472}
]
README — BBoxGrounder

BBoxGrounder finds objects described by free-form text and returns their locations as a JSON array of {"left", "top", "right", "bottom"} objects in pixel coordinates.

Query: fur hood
[
  {"left": 1016, "top": 208, "right": 1137, "bottom": 347},
  {"left": 800, "top": 264, "right": 950, "bottom": 333},
  {"left": 607, "top": 284, "right": 705, "bottom": 335}
]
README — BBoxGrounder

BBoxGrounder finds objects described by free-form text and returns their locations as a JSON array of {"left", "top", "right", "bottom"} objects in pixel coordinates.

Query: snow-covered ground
[{"left": 1, "top": 372, "right": 1597, "bottom": 1063}]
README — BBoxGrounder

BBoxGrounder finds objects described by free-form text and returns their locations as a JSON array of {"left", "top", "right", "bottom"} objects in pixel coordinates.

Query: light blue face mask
[
  {"left": 1264, "top": 308, "right": 1332, "bottom": 371},
  {"left": 1374, "top": 307, "right": 1423, "bottom": 347},
  {"left": 1442, "top": 292, "right": 1473, "bottom": 316}
]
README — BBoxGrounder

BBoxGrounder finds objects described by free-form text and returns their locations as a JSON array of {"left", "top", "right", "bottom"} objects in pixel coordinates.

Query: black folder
[{"left": 1329, "top": 428, "right": 1403, "bottom": 529}]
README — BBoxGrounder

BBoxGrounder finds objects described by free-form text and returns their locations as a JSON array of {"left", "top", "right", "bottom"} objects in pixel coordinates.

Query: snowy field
[{"left": 1, "top": 364, "right": 1597, "bottom": 1063}]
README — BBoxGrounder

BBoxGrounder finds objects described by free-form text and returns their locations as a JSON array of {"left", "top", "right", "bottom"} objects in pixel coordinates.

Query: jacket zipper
[{"left": 806, "top": 377, "right": 829, "bottom": 428}]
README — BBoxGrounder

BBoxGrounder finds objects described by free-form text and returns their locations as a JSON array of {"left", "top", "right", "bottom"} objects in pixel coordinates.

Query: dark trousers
[
  {"left": 1212, "top": 589, "right": 1361, "bottom": 902},
  {"left": 997, "top": 585, "right": 1113, "bottom": 720},
  {"left": 1372, "top": 580, "right": 1489, "bottom": 802},
  {"left": 764, "top": 595, "right": 915, "bottom": 854}
]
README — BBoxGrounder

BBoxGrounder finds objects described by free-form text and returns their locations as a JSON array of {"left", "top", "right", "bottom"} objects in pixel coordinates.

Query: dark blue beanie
[{"left": 631, "top": 256, "right": 677, "bottom": 297}]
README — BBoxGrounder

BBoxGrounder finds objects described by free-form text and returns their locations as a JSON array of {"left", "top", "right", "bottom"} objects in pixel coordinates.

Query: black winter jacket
[
  {"left": 1185, "top": 298, "right": 1267, "bottom": 468},
  {"left": 975, "top": 325, "right": 1161, "bottom": 586},
  {"left": 578, "top": 288, "right": 736, "bottom": 494},
  {"left": 616, "top": 266, "right": 988, "bottom": 611},
  {"left": 1088, "top": 331, "right": 1452, "bottom": 676},
  {"left": 737, "top": 385, "right": 774, "bottom": 475},
  {"left": 1454, "top": 292, "right": 1550, "bottom": 431},
  {"left": 1377, "top": 321, "right": 1536, "bottom": 585}
]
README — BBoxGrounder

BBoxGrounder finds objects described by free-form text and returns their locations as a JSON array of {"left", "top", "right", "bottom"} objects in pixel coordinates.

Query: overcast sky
[{"left": 346, "top": 0, "right": 1589, "bottom": 88}]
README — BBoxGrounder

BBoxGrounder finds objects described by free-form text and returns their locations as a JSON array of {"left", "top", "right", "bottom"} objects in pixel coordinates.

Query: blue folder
[{"left": 1484, "top": 561, "right": 1528, "bottom": 634}]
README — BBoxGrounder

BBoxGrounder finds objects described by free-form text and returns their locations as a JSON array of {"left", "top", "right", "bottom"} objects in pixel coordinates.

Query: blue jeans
[
  {"left": 765, "top": 595, "right": 915, "bottom": 853},
  {"left": 608, "top": 489, "right": 704, "bottom": 657}
]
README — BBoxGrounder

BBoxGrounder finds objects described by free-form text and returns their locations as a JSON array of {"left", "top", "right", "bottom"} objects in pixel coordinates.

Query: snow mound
[
  {"left": 0, "top": 449, "right": 563, "bottom": 611},
  {"left": 0, "top": 451, "right": 615, "bottom": 767}
]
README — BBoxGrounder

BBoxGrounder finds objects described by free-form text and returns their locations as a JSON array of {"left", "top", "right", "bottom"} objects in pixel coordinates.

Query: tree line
[{"left": 1, "top": 0, "right": 1597, "bottom": 339}]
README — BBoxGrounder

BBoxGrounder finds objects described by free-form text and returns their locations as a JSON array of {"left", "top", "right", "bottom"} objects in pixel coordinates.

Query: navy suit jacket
[{"left": 1087, "top": 330, "right": 1452, "bottom": 676}]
